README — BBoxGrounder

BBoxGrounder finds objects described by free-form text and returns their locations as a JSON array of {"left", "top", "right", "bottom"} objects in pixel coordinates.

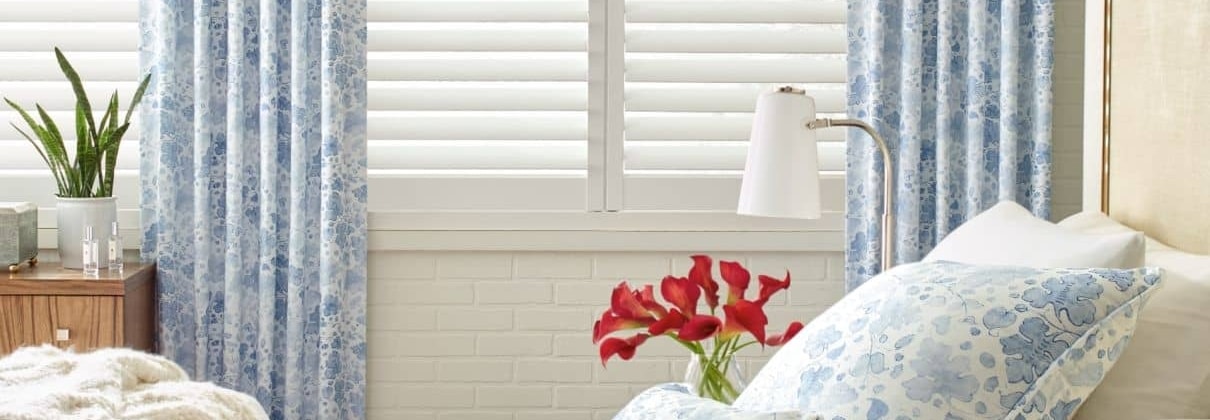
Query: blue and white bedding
[{"left": 615, "top": 261, "right": 1164, "bottom": 420}]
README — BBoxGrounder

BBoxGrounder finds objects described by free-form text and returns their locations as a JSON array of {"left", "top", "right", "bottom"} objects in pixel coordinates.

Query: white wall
[
  {"left": 1053, "top": 0, "right": 1086, "bottom": 220},
  {"left": 366, "top": 251, "right": 844, "bottom": 419}
]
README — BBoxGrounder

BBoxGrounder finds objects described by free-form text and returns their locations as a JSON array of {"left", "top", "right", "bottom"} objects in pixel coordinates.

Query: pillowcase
[
  {"left": 733, "top": 261, "right": 1163, "bottom": 419},
  {"left": 924, "top": 201, "right": 1144, "bottom": 269},
  {"left": 1058, "top": 212, "right": 1210, "bottom": 419}
]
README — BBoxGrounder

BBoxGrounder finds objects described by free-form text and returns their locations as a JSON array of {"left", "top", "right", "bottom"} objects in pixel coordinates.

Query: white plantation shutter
[
  {"left": 0, "top": 0, "right": 848, "bottom": 217},
  {"left": 621, "top": 0, "right": 848, "bottom": 211},
  {"left": 367, "top": 0, "right": 591, "bottom": 210},
  {"left": 0, "top": 0, "right": 142, "bottom": 212}
]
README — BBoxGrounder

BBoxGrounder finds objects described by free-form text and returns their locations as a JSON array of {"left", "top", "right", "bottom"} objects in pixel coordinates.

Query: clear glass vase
[{"left": 684, "top": 353, "right": 747, "bottom": 404}]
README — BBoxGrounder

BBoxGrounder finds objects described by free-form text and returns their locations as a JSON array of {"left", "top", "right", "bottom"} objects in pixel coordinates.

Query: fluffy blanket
[{"left": 0, "top": 345, "right": 268, "bottom": 420}]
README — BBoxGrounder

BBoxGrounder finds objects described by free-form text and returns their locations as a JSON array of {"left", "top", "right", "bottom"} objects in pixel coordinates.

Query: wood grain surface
[
  {"left": 0, "top": 262, "right": 155, "bottom": 354},
  {"left": 37, "top": 296, "right": 122, "bottom": 350},
  {"left": 0, "top": 296, "right": 35, "bottom": 354},
  {"left": 0, "top": 262, "right": 151, "bottom": 296}
]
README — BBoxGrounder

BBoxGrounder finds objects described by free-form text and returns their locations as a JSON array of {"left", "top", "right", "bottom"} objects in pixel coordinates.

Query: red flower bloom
[
  {"left": 660, "top": 275, "right": 700, "bottom": 315},
  {"left": 677, "top": 314, "right": 723, "bottom": 341},
  {"left": 594, "top": 254, "right": 808, "bottom": 386},
  {"left": 755, "top": 271, "right": 792, "bottom": 305},
  {"left": 599, "top": 333, "right": 649, "bottom": 366},
  {"left": 635, "top": 284, "right": 669, "bottom": 319},
  {"left": 611, "top": 282, "right": 664, "bottom": 321},
  {"left": 719, "top": 260, "right": 750, "bottom": 304},
  {"left": 648, "top": 308, "right": 687, "bottom": 336},
  {"left": 765, "top": 321, "right": 804, "bottom": 346},
  {"left": 593, "top": 310, "right": 648, "bottom": 344},
  {"left": 721, "top": 300, "right": 768, "bottom": 345},
  {"left": 689, "top": 255, "right": 720, "bottom": 310}
]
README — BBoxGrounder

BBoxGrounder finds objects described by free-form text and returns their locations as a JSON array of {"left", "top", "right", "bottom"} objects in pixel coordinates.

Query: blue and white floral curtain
[
  {"left": 138, "top": 1, "right": 367, "bottom": 418},
  {"left": 846, "top": 1, "right": 1055, "bottom": 289}
]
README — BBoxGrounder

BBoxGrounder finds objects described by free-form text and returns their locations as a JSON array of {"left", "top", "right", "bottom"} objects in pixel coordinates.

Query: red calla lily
[
  {"left": 719, "top": 260, "right": 750, "bottom": 304},
  {"left": 648, "top": 308, "right": 687, "bottom": 336},
  {"left": 660, "top": 275, "right": 700, "bottom": 315},
  {"left": 611, "top": 282, "right": 666, "bottom": 320},
  {"left": 593, "top": 310, "right": 648, "bottom": 344},
  {"left": 594, "top": 255, "right": 809, "bottom": 404},
  {"left": 635, "top": 284, "right": 669, "bottom": 319},
  {"left": 689, "top": 255, "right": 720, "bottom": 310},
  {"left": 765, "top": 321, "right": 804, "bottom": 346},
  {"left": 599, "top": 333, "right": 649, "bottom": 366},
  {"left": 755, "top": 271, "right": 792, "bottom": 305},
  {"left": 677, "top": 314, "right": 723, "bottom": 341},
  {"left": 610, "top": 282, "right": 650, "bottom": 319},
  {"left": 721, "top": 300, "right": 768, "bottom": 345}
]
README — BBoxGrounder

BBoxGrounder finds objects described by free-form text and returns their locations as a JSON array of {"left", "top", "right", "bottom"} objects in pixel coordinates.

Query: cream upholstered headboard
[{"left": 1084, "top": 0, "right": 1210, "bottom": 255}]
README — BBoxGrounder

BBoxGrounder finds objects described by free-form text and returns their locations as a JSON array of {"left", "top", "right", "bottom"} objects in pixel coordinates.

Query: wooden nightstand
[{"left": 0, "top": 262, "right": 155, "bottom": 355}]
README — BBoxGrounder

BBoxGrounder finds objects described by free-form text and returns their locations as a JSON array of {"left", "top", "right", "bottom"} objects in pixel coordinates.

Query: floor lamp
[{"left": 737, "top": 86, "right": 895, "bottom": 271}]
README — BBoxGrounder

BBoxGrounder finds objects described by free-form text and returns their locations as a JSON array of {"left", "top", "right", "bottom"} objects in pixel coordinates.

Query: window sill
[
  {"left": 368, "top": 210, "right": 845, "bottom": 252},
  {"left": 35, "top": 210, "right": 847, "bottom": 252}
]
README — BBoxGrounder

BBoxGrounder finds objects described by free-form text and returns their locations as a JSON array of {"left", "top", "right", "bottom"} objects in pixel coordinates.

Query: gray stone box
[{"left": 0, "top": 202, "right": 38, "bottom": 271}]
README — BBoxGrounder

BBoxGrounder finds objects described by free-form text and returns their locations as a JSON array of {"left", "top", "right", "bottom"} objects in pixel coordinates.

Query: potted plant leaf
[{"left": 4, "top": 48, "right": 149, "bottom": 269}]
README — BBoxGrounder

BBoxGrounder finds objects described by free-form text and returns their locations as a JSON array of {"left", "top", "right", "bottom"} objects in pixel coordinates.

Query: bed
[{"left": 1068, "top": 2, "right": 1210, "bottom": 417}]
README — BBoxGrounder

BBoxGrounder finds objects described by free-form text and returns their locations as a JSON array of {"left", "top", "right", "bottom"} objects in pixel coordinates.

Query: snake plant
[{"left": 4, "top": 47, "right": 150, "bottom": 198}]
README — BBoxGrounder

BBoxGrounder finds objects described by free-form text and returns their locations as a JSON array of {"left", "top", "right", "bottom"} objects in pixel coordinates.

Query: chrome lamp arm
[{"left": 807, "top": 118, "right": 894, "bottom": 272}]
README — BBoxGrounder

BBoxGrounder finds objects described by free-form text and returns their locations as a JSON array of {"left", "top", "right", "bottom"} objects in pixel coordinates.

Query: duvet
[{"left": 0, "top": 345, "right": 267, "bottom": 420}]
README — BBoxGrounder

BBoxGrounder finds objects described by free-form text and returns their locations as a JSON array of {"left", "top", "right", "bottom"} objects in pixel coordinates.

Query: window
[
  {"left": 373, "top": 0, "right": 848, "bottom": 215},
  {"left": 0, "top": 0, "right": 849, "bottom": 223},
  {"left": 0, "top": 0, "right": 142, "bottom": 212},
  {"left": 370, "top": 0, "right": 591, "bottom": 211}
]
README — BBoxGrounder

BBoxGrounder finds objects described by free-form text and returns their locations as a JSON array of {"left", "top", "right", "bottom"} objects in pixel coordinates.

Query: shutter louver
[
  {"left": 367, "top": 0, "right": 590, "bottom": 210},
  {"left": 622, "top": 0, "right": 847, "bottom": 210}
]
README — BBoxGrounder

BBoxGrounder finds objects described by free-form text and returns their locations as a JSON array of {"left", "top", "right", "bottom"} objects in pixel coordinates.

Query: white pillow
[
  {"left": 923, "top": 201, "right": 1145, "bottom": 268},
  {"left": 1059, "top": 211, "right": 1210, "bottom": 420}
]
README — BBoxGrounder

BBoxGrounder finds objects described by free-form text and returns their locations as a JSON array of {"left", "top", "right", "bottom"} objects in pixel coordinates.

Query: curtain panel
[
  {"left": 138, "top": 1, "right": 368, "bottom": 418},
  {"left": 846, "top": 0, "right": 1055, "bottom": 290}
]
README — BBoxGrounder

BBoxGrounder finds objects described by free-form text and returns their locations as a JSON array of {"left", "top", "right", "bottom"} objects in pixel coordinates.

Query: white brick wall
[{"left": 367, "top": 251, "right": 842, "bottom": 419}]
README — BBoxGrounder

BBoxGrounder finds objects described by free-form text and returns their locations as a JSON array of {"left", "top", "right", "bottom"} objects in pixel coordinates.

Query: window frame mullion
[{"left": 587, "top": 0, "right": 626, "bottom": 212}]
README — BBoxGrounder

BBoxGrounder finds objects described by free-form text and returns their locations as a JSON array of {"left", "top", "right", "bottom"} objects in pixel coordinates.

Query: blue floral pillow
[{"left": 732, "top": 261, "right": 1163, "bottom": 419}]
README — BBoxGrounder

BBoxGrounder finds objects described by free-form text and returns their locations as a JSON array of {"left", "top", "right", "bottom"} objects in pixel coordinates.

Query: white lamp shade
[{"left": 737, "top": 90, "right": 822, "bottom": 219}]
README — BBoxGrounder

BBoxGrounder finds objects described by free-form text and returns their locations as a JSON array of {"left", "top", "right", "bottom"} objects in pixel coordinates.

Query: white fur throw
[{"left": 0, "top": 345, "right": 268, "bottom": 420}]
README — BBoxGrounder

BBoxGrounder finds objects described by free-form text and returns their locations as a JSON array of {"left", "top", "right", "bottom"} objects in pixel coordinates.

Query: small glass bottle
[
  {"left": 107, "top": 221, "right": 123, "bottom": 272},
  {"left": 82, "top": 225, "right": 99, "bottom": 276}
]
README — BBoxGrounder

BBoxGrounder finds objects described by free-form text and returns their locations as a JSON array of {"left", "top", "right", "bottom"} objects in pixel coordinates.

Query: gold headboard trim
[{"left": 1100, "top": 0, "right": 1112, "bottom": 213}]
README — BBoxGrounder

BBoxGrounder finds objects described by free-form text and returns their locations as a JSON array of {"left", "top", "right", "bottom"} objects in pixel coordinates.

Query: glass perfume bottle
[
  {"left": 82, "top": 225, "right": 99, "bottom": 276},
  {"left": 107, "top": 221, "right": 123, "bottom": 272}
]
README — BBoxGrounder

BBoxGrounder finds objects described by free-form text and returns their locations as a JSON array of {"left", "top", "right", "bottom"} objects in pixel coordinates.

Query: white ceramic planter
[{"left": 56, "top": 197, "right": 117, "bottom": 269}]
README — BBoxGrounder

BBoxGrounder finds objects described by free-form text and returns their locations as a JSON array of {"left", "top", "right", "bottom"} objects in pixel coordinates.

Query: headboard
[{"left": 1084, "top": 0, "right": 1210, "bottom": 255}]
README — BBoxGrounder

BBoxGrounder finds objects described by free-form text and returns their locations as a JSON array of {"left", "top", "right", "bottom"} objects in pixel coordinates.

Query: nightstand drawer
[
  {"left": 1, "top": 262, "right": 155, "bottom": 356},
  {"left": 0, "top": 295, "right": 121, "bottom": 353}
]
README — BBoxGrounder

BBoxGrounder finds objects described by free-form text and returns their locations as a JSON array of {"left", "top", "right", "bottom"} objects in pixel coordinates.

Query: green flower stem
[
  {"left": 669, "top": 333, "right": 700, "bottom": 353},
  {"left": 689, "top": 336, "right": 748, "bottom": 404}
]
